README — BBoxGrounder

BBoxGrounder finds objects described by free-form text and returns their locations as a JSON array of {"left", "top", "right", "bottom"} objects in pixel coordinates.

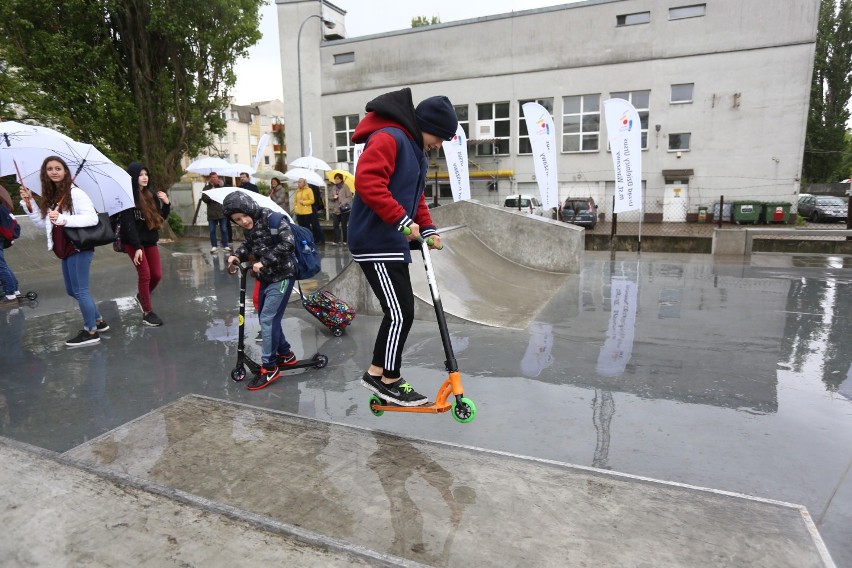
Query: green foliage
[
  {"left": 0, "top": 0, "right": 262, "bottom": 190},
  {"left": 167, "top": 211, "right": 185, "bottom": 237},
  {"left": 795, "top": 213, "right": 808, "bottom": 226},
  {"left": 411, "top": 15, "right": 441, "bottom": 28},
  {"left": 804, "top": 0, "right": 852, "bottom": 182}
]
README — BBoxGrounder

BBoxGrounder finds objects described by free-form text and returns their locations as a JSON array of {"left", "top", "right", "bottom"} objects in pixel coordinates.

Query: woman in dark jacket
[{"left": 120, "top": 162, "right": 170, "bottom": 327}]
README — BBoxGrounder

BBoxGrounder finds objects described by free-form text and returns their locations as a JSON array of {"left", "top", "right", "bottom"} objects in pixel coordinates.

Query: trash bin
[
  {"left": 732, "top": 201, "right": 762, "bottom": 224},
  {"left": 697, "top": 206, "right": 708, "bottom": 223},
  {"left": 761, "top": 201, "right": 792, "bottom": 224}
]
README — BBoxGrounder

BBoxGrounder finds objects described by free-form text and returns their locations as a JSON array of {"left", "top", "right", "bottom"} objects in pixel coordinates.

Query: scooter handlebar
[{"left": 399, "top": 226, "right": 442, "bottom": 250}]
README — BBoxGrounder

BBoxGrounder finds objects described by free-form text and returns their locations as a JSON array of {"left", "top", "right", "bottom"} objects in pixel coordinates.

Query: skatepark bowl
[{"left": 1, "top": 203, "right": 850, "bottom": 567}]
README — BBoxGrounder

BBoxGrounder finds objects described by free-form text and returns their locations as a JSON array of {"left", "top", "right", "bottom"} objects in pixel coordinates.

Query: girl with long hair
[
  {"left": 18, "top": 156, "right": 109, "bottom": 347},
  {"left": 119, "top": 162, "right": 170, "bottom": 326}
]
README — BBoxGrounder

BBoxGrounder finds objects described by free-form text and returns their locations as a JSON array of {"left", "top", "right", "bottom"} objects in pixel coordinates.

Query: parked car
[
  {"left": 561, "top": 197, "right": 598, "bottom": 229},
  {"left": 503, "top": 194, "right": 544, "bottom": 216},
  {"left": 796, "top": 195, "right": 848, "bottom": 222}
]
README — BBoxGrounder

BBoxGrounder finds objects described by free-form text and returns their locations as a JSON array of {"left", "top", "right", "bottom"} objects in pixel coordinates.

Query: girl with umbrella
[
  {"left": 117, "top": 162, "right": 170, "bottom": 327},
  {"left": 18, "top": 156, "right": 110, "bottom": 347}
]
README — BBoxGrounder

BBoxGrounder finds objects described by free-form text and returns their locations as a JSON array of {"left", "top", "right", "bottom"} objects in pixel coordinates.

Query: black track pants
[{"left": 359, "top": 262, "right": 414, "bottom": 379}]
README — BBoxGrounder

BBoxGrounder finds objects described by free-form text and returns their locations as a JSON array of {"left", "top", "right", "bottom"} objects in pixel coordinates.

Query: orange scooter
[{"left": 368, "top": 230, "right": 476, "bottom": 423}]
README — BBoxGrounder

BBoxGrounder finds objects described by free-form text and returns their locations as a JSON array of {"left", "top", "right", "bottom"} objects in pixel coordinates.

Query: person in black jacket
[
  {"left": 239, "top": 172, "right": 259, "bottom": 193},
  {"left": 119, "top": 162, "right": 170, "bottom": 327},
  {"left": 224, "top": 191, "right": 299, "bottom": 390}
]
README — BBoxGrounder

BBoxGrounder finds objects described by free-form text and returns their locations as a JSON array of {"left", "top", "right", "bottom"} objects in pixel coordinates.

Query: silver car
[{"left": 796, "top": 195, "right": 848, "bottom": 222}]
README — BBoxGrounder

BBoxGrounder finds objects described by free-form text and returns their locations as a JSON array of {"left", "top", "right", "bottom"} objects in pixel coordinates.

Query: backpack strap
[{"left": 268, "top": 211, "right": 284, "bottom": 240}]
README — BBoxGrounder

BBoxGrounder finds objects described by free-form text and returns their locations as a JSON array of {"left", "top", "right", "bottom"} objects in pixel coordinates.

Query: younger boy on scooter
[{"left": 224, "top": 191, "right": 298, "bottom": 390}]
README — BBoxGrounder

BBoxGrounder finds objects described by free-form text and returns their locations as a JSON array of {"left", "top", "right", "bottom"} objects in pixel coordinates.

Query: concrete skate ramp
[
  {"left": 326, "top": 200, "right": 584, "bottom": 329},
  {"left": 61, "top": 395, "right": 835, "bottom": 568}
]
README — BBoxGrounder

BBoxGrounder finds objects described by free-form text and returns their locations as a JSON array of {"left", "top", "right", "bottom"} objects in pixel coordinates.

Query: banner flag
[
  {"left": 352, "top": 143, "right": 365, "bottom": 174},
  {"left": 252, "top": 134, "right": 270, "bottom": 170},
  {"left": 595, "top": 276, "right": 639, "bottom": 377},
  {"left": 441, "top": 124, "right": 471, "bottom": 202},
  {"left": 522, "top": 102, "right": 558, "bottom": 211},
  {"left": 604, "top": 98, "right": 643, "bottom": 214}
]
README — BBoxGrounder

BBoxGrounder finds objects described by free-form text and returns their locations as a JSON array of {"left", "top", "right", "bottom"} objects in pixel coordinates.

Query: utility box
[
  {"left": 697, "top": 206, "right": 708, "bottom": 223},
  {"left": 732, "top": 201, "right": 762, "bottom": 224}
]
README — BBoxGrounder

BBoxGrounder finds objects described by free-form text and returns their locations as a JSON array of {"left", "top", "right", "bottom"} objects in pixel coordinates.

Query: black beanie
[{"left": 415, "top": 96, "right": 458, "bottom": 141}]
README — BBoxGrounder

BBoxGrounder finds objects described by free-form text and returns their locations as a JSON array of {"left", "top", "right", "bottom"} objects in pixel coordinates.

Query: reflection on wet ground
[{"left": 1, "top": 242, "right": 851, "bottom": 565}]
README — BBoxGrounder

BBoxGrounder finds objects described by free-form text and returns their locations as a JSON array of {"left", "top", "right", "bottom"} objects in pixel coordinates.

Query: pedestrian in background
[
  {"left": 119, "top": 162, "right": 170, "bottom": 327},
  {"left": 329, "top": 173, "right": 354, "bottom": 245},
  {"left": 18, "top": 156, "right": 109, "bottom": 347},
  {"left": 200, "top": 171, "right": 230, "bottom": 253}
]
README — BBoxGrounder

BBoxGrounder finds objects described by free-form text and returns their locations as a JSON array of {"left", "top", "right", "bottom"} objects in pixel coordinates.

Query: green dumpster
[
  {"left": 761, "top": 201, "right": 792, "bottom": 224},
  {"left": 732, "top": 201, "right": 762, "bottom": 224}
]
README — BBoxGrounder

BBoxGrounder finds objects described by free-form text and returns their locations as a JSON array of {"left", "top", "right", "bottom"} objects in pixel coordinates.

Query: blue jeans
[
  {"left": 257, "top": 278, "right": 295, "bottom": 367},
  {"left": 0, "top": 245, "right": 18, "bottom": 296},
  {"left": 208, "top": 218, "right": 229, "bottom": 248},
  {"left": 61, "top": 251, "right": 102, "bottom": 331}
]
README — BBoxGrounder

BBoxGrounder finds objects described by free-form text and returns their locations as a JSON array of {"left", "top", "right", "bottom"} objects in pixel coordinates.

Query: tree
[
  {"left": 0, "top": 0, "right": 262, "bottom": 189},
  {"left": 411, "top": 15, "right": 441, "bottom": 28},
  {"left": 804, "top": 0, "right": 852, "bottom": 182}
]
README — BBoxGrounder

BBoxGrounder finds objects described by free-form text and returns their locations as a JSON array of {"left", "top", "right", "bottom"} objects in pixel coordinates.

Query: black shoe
[
  {"left": 277, "top": 351, "right": 297, "bottom": 369},
  {"left": 360, "top": 373, "right": 429, "bottom": 407},
  {"left": 255, "top": 330, "right": 262, "bottom": 343},
  {"left": 247, "top": 366, "right": 281, "bottom": 391},
  {"left": 66, "top": 330, "right": 100, "bottom": 347},
  {"left": 96, "top": 320, "right": 110, "bottom": 332},
  {"left": 143, "top": 312, "right": 163, "bottom": 327}
]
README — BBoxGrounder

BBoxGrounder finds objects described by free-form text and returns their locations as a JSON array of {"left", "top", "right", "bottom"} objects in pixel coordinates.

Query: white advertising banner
[
  {"left": 441, "top": 124, "right": 471, "bottom": 202},
  {"left": 352, "top": 143, "right": 365, "bottom": 174},
  {"left": 521, "top": 102, "right": 558, "bottom": 211},
  {"left": 603, "top": 98, "right": 643, "bottom": 214},
  {"left": 252, "top": 133, "right": 270, "bottom": 170},
  {"left": 595, "top": 276, "right": 639, "bottom": 377}
]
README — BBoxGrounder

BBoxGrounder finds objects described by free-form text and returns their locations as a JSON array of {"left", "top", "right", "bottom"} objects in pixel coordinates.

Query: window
[
  {"left": 562, "top": 94, "right": 600, "bottom": 153},
  {"left": 518, "top": 98, "right": 554, "bottom": 155},
  {"left": 260, "top": 115, "right": 269, "bottom": 126},
  {"left": 616, "top": 11, "right": 650, "bottom": 26},
  {"left": 669, "top": 4, "right": 706, "bottom": 20},
  {"left": 476, "top": 102, "right": 510, "bottom": 156},
  {"left": 232, "top": 132, "right": 237, "bottom": 142},
  {"left": 264, "top": 156, "right": 270, "bottom": 165},
  {"left": 609, "top": 90, "right": 650, "bottom": 149},
  {"left": 250, "top": 135, "right": 258, "bottom": 145},
  {"left": 333, "top": 52, "right": 355, "bottom": 64},
  {"left": 334, "top": 114, "right": 360, "bottom": 163},
  {"left": 668, "top": 133, "right": 691, "bottom": 151},
  {"left": 437, "top": 104, "right": 469, "bottom": 158},
  {"left": 671, "top": 83, "right": 694, "bottom": 104}
]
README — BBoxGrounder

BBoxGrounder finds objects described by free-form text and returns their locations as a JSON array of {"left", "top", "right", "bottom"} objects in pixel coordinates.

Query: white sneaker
[
  {"left": 223, "top": 246, "right": 232, "bottom": 252},
  {"left": 210, "top": 246, "right": 218, "bottom": 253}
]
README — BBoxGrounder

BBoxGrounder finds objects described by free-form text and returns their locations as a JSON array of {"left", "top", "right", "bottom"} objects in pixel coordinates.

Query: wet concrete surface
[{"left": 1, "top": 239, "right": 851, "bottom": 566}]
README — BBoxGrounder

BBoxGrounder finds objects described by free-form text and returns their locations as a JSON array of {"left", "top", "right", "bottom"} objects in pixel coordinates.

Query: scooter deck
[{"left": 369, "top": 398, "right": 453, "bottom": 414}]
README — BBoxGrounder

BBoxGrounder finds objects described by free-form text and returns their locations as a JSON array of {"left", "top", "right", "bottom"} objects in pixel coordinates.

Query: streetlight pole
[{"left": 297, "top": 13, "right": 332, "bottom": 158}]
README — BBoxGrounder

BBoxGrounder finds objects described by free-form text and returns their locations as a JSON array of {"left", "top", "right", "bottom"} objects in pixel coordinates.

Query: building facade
[{"left": 277, "top": 0, "right": 819, "bottom": 221}]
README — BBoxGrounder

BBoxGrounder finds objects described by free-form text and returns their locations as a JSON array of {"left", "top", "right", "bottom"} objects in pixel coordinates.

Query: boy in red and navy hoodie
[{"left": 348, "top": 87, "right": 458, "bottom": 406}]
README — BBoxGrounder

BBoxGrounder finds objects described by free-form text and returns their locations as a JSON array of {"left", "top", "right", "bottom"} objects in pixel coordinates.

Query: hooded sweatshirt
[
  {"left": 347, "top": 88, "right": 437, "bottom": 264},
  {"left": 223, "top": 191, "right": 296, "bottom": 284},
  {"left": 119, "top": 162, "right": 170, "bottom": 249}
]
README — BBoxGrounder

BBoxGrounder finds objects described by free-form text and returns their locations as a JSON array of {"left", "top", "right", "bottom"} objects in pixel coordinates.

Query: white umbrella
[
  {"left": 283, "top": 167, "right": 326, "bottom": 187},
  {"left": 187, "top": 156, "right": 231, "bottom": 176},
  {"left": 252, "top": 169, "right": 288, "bottom": 181},
  {"left": 218, "top": 162, "right": 256, "bottom": 178},
  {"left": 202, "top": 187, "right": 291, "bottom": 219},
  {"left": 290, "top": 156, "right": 332, "bottom": 171},
  {"left": 0, "top": 124, "right": 133, "bottom": 215}
]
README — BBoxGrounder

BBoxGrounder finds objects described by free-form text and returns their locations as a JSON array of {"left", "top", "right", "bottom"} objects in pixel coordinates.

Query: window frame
[
  {"left": 616, "top": 11, "right": 650, "bottom": 26},
  {"left": 561, "top": 94, "right": 601, "bottom": 154},
  {"left": 333, "top": 114, "right": 361, "bottom": 163},
  {"left": 669, "top": 4, "right": 706, "bottom": 20},
  {"left": 670, "top": 83, "right": 694, "bottom": 104},
  {"left": 333, "top": 52, "right": 355, "bottom": 65},
  {"left": 475, "top": 101, "right": 511, "bottom": 157},
  {"left": 668, "top": 132, "right": 692, "bottom": 151}
]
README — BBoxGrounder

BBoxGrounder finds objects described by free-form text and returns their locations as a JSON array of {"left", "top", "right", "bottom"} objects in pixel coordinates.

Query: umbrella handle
[{"left": 12, "top": 160, "right": 33, "bottom": 213}]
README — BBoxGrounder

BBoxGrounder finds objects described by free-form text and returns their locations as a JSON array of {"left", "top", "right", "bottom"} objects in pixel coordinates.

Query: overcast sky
[{"left": 231, "top": 0, "right": 574, "bottom": 103}]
